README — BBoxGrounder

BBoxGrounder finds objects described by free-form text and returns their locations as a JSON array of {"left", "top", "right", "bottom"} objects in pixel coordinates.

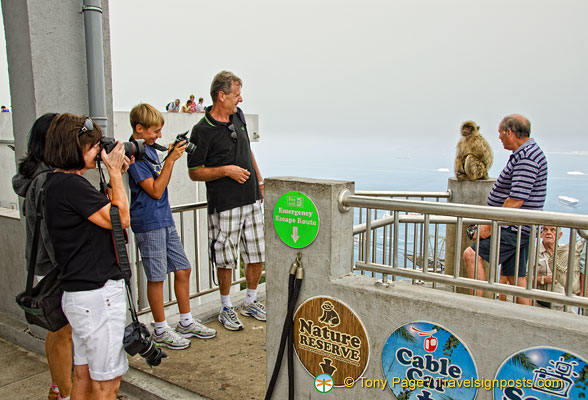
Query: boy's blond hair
[{"left": 130, "top": 103, "right": 165, "bottom": 132}]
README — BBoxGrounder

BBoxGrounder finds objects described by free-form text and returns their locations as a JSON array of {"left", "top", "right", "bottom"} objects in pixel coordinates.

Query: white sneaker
[
  {"left": 218, "top": 306, "right": 244, "bottom": 331},
  {"left": 176, "top": 320, "right": 217, "bottom": 339},
  {"left": 152, "top": 326, "right": 191, "bottom": 350},
  {"left": 240, "top": 301, "right": 266, "bottom": 321}
]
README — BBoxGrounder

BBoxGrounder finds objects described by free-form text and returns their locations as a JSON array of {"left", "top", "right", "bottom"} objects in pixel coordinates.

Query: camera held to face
[
  {"left": 173, "top": 131, "right": 196, "bottom": 155},
  {"left": 98, "top": 137, "right": 146, "bottom": 161},
  {"left": 123, "top": 320, "right": 167, "bottom": 367}
]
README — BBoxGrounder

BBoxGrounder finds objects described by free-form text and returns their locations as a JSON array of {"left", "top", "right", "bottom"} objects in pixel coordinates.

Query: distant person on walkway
[
  {"left": 181, "top": 99, "right": 194, "bottom": 113},
  {"left": 12, "top": 113, "right": 73, "bottom": 400},
  {"left": 463, "top": 114, "right": 547, "bottom": 305},
  {"left": 128, "top": 103, "right": 216, "bottom": 349},
  {"left": 1, "top": 105, "right": 9, "bottom": 112},
  {"left": 166, "top": 98, "right": 181, "bottom": 112},
  {"left": 195, "top": 97, "right": 205, "bottom": 113},
  {"left": 189, "top": 95, "right": 197, "bottom": 113},
  {"left": 188, "top": 71, "right": 265, "bottom": 331}
]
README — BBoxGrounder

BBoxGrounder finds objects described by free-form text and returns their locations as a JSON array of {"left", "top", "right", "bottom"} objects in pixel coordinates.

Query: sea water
[
  {"left": 255, "top": 133, "right": 588, "bottom": 215},
  {"left": 254, "top": 132, "right": 588, "bottom": 259}
]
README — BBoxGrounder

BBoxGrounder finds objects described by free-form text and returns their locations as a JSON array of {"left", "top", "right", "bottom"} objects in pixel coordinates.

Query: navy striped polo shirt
[{"left": 488, "top": 139, "right": 547, "bottom": 233}]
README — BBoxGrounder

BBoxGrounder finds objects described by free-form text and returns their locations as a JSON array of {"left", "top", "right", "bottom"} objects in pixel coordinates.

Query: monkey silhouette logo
[
  {"left": 318, "top": 301, "right": 340, "bottom": 327},
  {"left": 454, "top": 120, "right": 493, "bottom": 181},
  {"left": 319, "top": 358, "right": 338, "bottom": 376}
]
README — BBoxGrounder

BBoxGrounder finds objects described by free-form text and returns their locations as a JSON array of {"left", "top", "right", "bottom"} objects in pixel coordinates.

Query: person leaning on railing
[
  {"left": 43, "top": 114, "right": 131, "bottom": 400},
  {"left": 534, "top": 226, "right": 584, "bottom": 310},
  {"left": 463, "top": 114, "right": 547, "bottom": 306}
]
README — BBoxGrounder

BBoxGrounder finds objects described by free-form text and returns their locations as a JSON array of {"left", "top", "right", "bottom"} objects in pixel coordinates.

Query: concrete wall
[
  {"left": 0, "top": 0, "right": 115, "bottom": 320},
  {"left": 0, "top": 113, "right": 17, "bottom": 209},
  {"left": 265, "top": 177, "right": 588, "bottom": 400}
]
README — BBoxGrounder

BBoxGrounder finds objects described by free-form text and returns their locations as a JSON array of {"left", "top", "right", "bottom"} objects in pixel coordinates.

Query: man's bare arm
[
  {"left": 251, "top": 151, "right": 264, "bottom": 200},
  {"left": 189, "top": 165, "right": 250, "bottom": 183}
]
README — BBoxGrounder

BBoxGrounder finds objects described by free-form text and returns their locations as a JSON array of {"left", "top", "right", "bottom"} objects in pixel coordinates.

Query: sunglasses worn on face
[
  {"left": 228, "top": 124, "right": 237, "bottom": 143},
  {"left": 79, "top": 118, "right": 94, "bottom": 136}
]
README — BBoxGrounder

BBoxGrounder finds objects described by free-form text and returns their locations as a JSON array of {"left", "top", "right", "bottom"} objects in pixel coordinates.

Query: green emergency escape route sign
[{"left": 273, "top": 191, "right": 320, "bottom": 248}]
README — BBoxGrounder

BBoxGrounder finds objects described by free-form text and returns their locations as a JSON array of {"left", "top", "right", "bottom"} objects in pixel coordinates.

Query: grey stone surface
[
  {"left": 264, "top": 177, "right": 355, "bottom": 400},
  {"left": 0, "top": 0, "right": 114, "bottom": 322},
  {"left": 0, "top": 214, "right": 28, "bottom": 318},
  {"left": 264, "top": 177, "right": 588, "bottom": 400}
]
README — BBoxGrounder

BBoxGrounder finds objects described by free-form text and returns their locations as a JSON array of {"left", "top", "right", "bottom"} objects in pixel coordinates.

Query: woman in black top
[
  {"left": 43, "top": 113, "right": 130, "bottom": 400},
  {"left": 12, "top": 113, "right": 73, "bottom": 400}
]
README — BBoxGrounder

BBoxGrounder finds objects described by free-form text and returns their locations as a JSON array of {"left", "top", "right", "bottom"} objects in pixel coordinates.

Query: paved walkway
[{"left": 0, "top": 306, "right": 267, "bottom": 399}]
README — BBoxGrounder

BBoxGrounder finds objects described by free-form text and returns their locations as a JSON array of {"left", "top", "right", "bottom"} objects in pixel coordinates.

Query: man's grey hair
[
  {"left": 210, "top": 71, "right": 242, "bottom": 103},
  {"left": 500, "top": 114, "right": 531, "bottom": 138}
]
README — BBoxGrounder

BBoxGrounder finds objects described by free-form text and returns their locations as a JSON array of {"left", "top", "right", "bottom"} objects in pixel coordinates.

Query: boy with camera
[{"left": 128, "top": 103, "right": 215, "bottom": 349}]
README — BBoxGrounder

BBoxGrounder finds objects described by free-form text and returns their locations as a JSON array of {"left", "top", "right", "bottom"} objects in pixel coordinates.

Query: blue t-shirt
[{"left": 128, "top": 145, "right": 174, "bottom": 233}]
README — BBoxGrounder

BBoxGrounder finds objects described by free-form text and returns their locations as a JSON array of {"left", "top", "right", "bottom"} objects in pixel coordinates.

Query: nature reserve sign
[
  {"left": 293, "top": 296, "right": 369, "bottom": 386},
  {"left": 273, "top": 191, "right": 319, "bottom": 248}
]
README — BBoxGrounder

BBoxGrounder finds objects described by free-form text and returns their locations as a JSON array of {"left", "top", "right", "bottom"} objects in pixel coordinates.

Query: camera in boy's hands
[
  {"left": 98, "top": 137, "right": 146, "bottom": 161},
  {"left": 173, "top": 131, "right": 196, "bottom": 155},
  {"left": 123, "top": 320, "right": 167, "bottom": 367}
]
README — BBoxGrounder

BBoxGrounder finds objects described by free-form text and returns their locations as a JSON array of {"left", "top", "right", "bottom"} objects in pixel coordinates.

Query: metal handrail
[
  {"left": 355, "top": 190, "right": 451, "bottom": 198},
  {"left": 343, "top": 193, "right": 588, "bottom": 229},
  {"left": 356, "top": 260, "right": 588, "bottom": 307},
  {"left": 343, "top": 191, "right": 588, "bottom": 311},
  {"left": 353, "top": 215, "right": 488, "bottom": 235},
  {"left": 171, "top": 201, "right": 207, "bottom": 212}
]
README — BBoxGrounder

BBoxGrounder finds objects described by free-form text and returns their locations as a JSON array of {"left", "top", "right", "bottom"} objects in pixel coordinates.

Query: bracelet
[{"left": 258, "top": 181, "right": 264, "bottom": 186}]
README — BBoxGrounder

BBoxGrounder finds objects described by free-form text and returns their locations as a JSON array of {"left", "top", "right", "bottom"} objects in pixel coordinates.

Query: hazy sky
[{"left": 1, "top": 0, "right": 587, "bottom": 154}]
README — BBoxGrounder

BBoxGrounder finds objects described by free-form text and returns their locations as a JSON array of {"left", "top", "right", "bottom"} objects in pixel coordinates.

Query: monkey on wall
[{"left": 454, "top": 120, "right": 493, "bottom": 181}]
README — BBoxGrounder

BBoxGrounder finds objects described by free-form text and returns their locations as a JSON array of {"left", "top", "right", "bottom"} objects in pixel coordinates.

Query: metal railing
[
  {"left": 343, "top": 191, "right": 588, "bottom": 312},
  {"left": 133, "top": 201, "right": 260, "bottom": 315},
  {"left": 353, "top": 191, "right": 450, "bottom": 278}
]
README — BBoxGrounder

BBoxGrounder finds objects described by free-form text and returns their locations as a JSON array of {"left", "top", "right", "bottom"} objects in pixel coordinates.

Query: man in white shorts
[{"left": 188, "top": 71, "right": 265, "bottom": 331}]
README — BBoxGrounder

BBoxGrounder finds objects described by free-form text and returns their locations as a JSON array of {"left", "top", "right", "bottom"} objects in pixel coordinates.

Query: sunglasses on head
[
  {"left": 78, "top": 118, "right": 94, "bottom": 136},
  {"left": 228, "top": 124, "right": 237, "bottom": 143}
]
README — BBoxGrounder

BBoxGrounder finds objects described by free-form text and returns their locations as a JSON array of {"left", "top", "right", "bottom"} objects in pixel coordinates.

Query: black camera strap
[
  {"left": 24, "top": 186, "right": 44, "bottom": 297},
  {"left": 127, "top": 136, "right": 161, "bottom": 165},
  {"left": 109, "top": 205, "right": 140, "bottom": 323}
]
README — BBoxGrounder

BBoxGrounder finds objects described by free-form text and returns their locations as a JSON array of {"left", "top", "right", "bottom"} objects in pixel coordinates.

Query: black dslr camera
[
  {"left": 173, "top": 131, "right": 196, "bottom": 155},
  {"left": 98, "top": 137, "right": 146, "bottom": 161},
  {"left": 123, "top": 320, "right": 167, "bottom": 367}
]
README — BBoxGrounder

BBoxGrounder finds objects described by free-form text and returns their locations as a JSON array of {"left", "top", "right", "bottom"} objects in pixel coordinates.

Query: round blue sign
[
  {"left": 494, "top": 347, "right": 588, "bottom": 400},
  {"left": 381, "top": 321, "right": 478, "bottom": 400}
]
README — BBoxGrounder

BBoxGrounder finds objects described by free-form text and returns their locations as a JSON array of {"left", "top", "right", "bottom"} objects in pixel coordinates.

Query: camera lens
[
  {"left": 97, "top": 138, "right": 146, "bottom": 161},
  {"left": 141, "top": 342, "right": 167, "bottom": 367},
  {"left": 185, "top": 142, "right": 196, "bottom": 155}
]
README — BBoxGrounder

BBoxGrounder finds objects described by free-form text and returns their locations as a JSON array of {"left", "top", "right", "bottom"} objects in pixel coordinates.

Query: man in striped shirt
[{"left": 463, "top": 114, "right": 547, "bottom": 305}]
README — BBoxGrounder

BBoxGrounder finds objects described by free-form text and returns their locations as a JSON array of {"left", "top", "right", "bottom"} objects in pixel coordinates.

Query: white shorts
[{"left": 62, "top": 279, "right": 129, "bottom": 381}]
